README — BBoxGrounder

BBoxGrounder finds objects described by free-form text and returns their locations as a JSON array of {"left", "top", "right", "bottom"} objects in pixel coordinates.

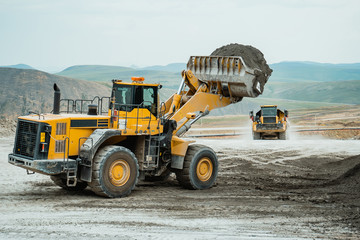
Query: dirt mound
[
  {"left": 327, "top": 155, "right": 360, "bottom": 192},
  {"left": 211, "top": 43, "right": 273, "bottom": 77}
]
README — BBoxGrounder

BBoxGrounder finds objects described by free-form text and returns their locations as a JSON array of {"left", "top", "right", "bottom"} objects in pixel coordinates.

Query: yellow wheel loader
[
  {"left": 8, "top": 55, "right": 271, "bottom": 198},
  {"left": 249, "top": 105, "right": 289, "bottom": 140}
]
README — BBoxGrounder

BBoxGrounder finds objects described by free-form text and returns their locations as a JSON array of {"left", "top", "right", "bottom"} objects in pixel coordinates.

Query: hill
[
  {"left": 209, "top": 96, "right": 348, "bottom": 116},
  {"left": 0, "top": 64, "right": 34, "bottom": 70},
  {"left": 0, "top": 68, "right": 111, "bottom": 120},
  {"left": 56, "top": 61, "right": 360, "bottom": 90},
  {"left": 262, "top": 80, "right": 360, "bottom": 104},
  {"left": 56, "top": 65, "right": 181, "bottom": 89},
  {"left": 269, "top": 61, "right": 360, "bottom": 82},
  {"left": 139, "top": 63, "right": 186, "bottom": 73},
  {"left": 2, "top": 61, "right": 358, "bottom": 121}
]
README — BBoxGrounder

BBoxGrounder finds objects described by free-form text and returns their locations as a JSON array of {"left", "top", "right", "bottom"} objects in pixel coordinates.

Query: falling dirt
[{"left": 1, "top": 136, "right": 360, "bottom": 239}]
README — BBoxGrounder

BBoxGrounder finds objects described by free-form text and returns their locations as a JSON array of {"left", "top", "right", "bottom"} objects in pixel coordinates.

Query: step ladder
[
  {"left": 62, "top": 137, "right": 78, "bottom": 187},
  {"left": 66, "top": 167, "right": 78, "bottom": 187},
  {"left": 144, "top": 135, "right": 161, "bottom": 170}
]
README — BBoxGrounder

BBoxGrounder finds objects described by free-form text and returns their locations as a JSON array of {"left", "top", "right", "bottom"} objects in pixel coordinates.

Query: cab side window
[
  {"left": 143, "top": 87, "right": 157, "bottom": 116},
  {"left": 112, "top": 85, "right": 133, "bottom": 111}
]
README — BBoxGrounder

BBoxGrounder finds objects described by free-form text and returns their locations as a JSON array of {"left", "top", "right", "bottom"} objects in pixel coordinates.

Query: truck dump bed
[{"left": 187, "top": 56, "right": 271, "bottom": 98}]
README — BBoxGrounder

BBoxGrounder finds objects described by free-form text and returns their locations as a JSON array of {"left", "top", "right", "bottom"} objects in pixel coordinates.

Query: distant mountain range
[
  {"left": 270, "top": 61, "right": 360, "bottom": 82},
  {"left": 4, "top": 61, "right": 360, "bottom": 85},
  {"left": 57, "top": 65, "right": 181, "bottom": 89},
  {"left": 54, "top": 61, "right": 360, "bottom": 104},
  {"left": 0, "top": 64, "right": 34, "bottom": 70},
  {"left": 1, "top": 61, "right": 359, "bottom": 120},
  {"left": 139, "top": 63, "right": 186, "bottom": 73},
  {"left": 55, "top": 61, "right": 360, "bottom": 86}
]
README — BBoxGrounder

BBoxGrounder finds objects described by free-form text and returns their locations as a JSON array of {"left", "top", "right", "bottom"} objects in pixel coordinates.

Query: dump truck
[
  {"left": 249, "top": 105, "right": 288, "bottom": 140},
  {"left": 8, "top": 55, "right": 271, "bottom": 198}
]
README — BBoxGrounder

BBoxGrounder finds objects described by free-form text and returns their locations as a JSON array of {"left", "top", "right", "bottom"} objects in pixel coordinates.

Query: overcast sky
[{"left": 0, "top": 0, "right": 359, "bottom": 71}]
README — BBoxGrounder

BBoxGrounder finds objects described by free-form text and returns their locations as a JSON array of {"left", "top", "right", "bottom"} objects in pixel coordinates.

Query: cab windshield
[
  {"left": 111, "top": 84, "right": 157, "bottom": 116},
  {"left": 114, "top": 85, "right": 132, "bottom": 105},
  {"left": 261, "top": 107, "right": 277, "bottom": 116}
]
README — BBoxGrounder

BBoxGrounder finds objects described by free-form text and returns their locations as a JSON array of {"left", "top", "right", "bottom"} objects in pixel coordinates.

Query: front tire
[
  {"left": 89, "top": 145, "right": 139, "bottom": 198},
  {"left": 176, "top": 144, "right": 218, "bottom": 190}
]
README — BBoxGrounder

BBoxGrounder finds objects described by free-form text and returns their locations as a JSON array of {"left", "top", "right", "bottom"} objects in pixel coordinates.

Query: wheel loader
[
  {"left": 8, "top": 55, "right": 271, "bottom": 198},
  {"left": 249, "top": 105, "right": 288, "bottom": 140}
]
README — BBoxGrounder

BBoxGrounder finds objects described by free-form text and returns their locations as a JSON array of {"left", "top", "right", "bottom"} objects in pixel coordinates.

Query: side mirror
[
  {"left": 249, "top": 111, "right": 254, "bottom": 121},
  {"left": 284, "top": 110, "right": 288, "bottom": 117}
]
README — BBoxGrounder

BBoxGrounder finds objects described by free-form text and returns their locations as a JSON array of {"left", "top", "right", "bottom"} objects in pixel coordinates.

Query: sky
[{"left": 0, "top": 0, "right": 360, "bottom": 72}]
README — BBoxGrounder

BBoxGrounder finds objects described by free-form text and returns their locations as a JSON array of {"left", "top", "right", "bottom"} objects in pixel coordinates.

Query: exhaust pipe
[{"left": 53, "top": 83, "right": 60, "bottom": 114}]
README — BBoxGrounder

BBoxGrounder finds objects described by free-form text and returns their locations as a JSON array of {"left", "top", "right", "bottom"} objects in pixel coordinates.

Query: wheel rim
[
  {"left": 109, "top": 160, "right": 130, "bottom": 186},
  {"left": 196, "top": 157, "right": 213, "bottom": 182}
]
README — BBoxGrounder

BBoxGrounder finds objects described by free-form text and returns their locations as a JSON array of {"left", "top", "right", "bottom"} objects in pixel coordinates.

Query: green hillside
[
  {"left": 270, "top": 62, "right": 360, "bottom": 82},
  {"left": 56, "top": 65, "right": 182, "bottom": 89},
  {"left": 54, "top": 62, "right": 360, "bottom": 114},
  {"left": 262, "top": 80, "right": 360, "bottom": 104}
]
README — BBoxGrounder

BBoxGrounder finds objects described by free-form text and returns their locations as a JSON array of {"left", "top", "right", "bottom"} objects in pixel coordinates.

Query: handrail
[
  {"left": 62, "top": 137, "right": 70, "bottom": 171},
  {"left": 112, "top": 101, "right": 155, "bottom": 134},
  {"left": 60, "top": 96, "right": 110, "bottom": 115}
]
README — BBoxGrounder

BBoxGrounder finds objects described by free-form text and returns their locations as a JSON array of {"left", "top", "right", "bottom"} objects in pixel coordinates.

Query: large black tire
[
  {"left": 89, "top": 145, "right": 139, "bottom": 198},
  {"left": 253, "top": 131, "right": 261, "bottom": 140},
  {"left": 50, "top": 175, "right": 88, "bottom": 191},
  {"left": 176, "top": 144, "right": 218, "bottom": 190}
]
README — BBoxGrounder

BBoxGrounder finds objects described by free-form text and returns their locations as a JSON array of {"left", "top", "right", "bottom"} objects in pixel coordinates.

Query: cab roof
[
  {"left": 260, "top": 105, "right": 277, "bottom": 108},
  {"left": 112, "top": 79, "right": 160, "bottom": 87}
]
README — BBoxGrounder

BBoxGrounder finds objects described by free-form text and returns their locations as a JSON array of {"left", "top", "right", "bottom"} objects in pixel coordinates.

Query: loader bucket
[{"left": 187, "top": 56, "right": 271, "bottom": 99}]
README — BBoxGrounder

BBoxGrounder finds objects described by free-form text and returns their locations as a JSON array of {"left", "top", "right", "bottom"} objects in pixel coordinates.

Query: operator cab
[
  {"left": 111, "top": 78, "right": 159, "bottom": 116},
  {"left": 261, "top": 105, "right": 277, "bottom": 117},
  {"left": 260, "top": 105, "right": 277, "bottom": 124}
]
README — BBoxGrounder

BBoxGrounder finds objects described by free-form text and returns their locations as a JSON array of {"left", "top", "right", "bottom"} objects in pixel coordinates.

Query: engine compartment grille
[
  {"left": 263, "top": 117, "right": 276, "bottom": 124},
  {"left": 15, "top": 120, "right": 39, "bottom": 158}
]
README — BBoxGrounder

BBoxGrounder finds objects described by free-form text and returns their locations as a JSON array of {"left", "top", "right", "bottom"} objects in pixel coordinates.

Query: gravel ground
[{"left": 1, "top": 135, "right": 359, "bottom": 239}]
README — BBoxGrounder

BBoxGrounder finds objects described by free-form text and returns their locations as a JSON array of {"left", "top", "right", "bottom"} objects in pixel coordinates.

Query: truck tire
[
  {"left": 279, "top": 132, "right": 287, "bottom": 140},
  {"left": 89, "top": 145, "right": 139, "bottom": 198},
  {"left": 50, "top": 175, "right": 88, "bottom": 191},
  {"left": 175, "top": 144, "right": 218, "bottom": 190},
  {"left": 253, "top": 132, "right": 261, "bottom": 140}
]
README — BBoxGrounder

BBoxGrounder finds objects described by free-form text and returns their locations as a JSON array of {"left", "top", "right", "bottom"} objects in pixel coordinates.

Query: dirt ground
[{"left": 1, "top": 133, "right": 360, "bottom": 239}]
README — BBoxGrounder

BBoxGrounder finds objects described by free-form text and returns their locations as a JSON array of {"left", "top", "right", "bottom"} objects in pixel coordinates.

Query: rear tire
[
  {"left": 176, "top": 144, "right": 218, "bottom": 190},
  {"left": 50, "top": 175, "right": 88, "bottom": 191},
  {"left": 279, "top": 131, "right": 287, "bottom": 140},
  {"left": 253, "top": 131, "right": 261, "bottom": 140},
  {"left": 89, "top": 145, "right": 139, "bottom": 198}
]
